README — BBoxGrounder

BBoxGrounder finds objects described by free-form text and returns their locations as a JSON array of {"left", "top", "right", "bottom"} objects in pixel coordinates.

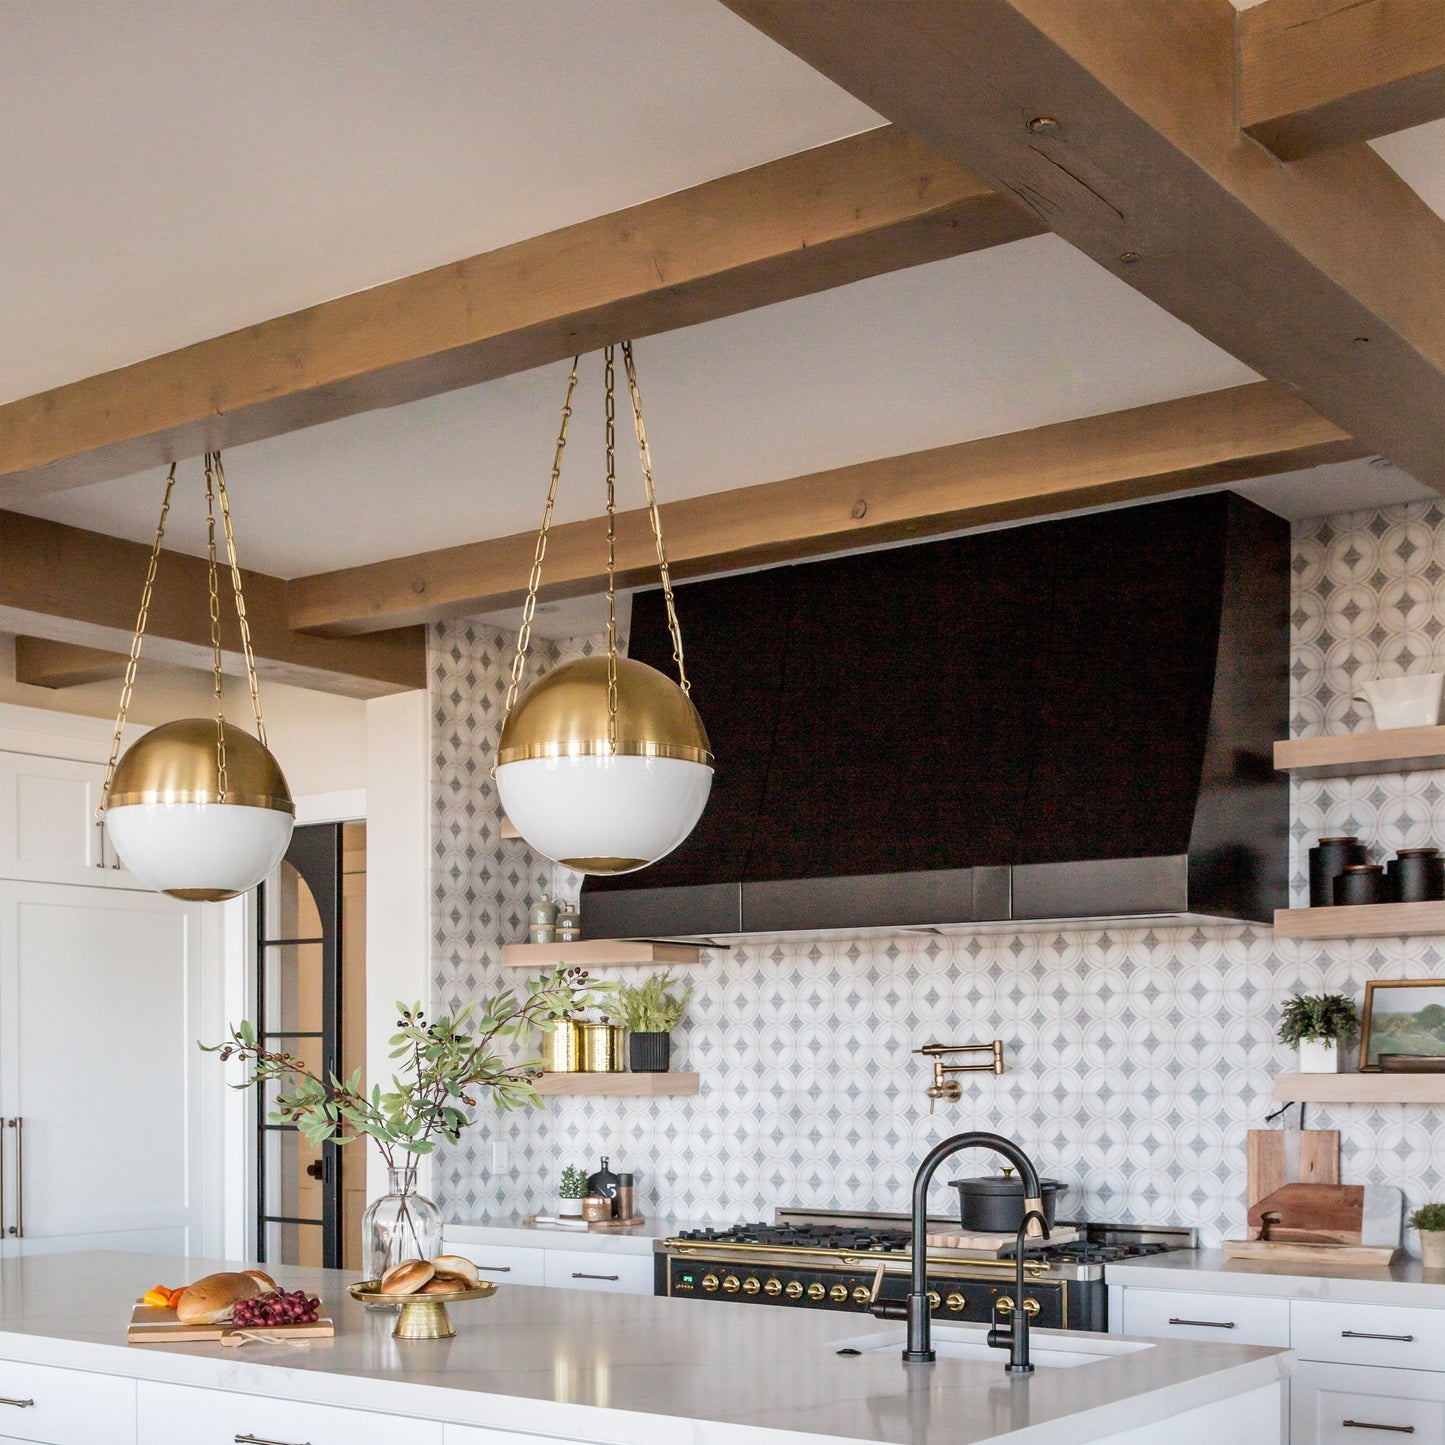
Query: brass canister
[
  {"left": 579, "top": 1022, "right": 624, "bottom": 1073},
  {"left": 545, "top": 1018, "right": 582, "bottom": 1072}
]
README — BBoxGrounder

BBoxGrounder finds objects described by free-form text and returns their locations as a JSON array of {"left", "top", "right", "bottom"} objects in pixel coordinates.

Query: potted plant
[
  {"left": 1277, "top": 992, "right": 1360, "bottom": 1073},
  {"left": 558, "top": 1165, "right": 588, "bottom": 1220},
  {"left": 1410, "top": 1204, "right": 1445, "bottom": 1269},
  {"left": 204, "top": 964, "right": 602, "bottom": 1279},
  {"left": 616, "top": 970, "right": 692, "bottom": 1072}
]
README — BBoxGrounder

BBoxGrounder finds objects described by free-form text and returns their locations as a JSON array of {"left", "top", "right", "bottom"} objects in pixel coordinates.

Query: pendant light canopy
[
  {"left": 495, "top": 344, "right": 713, "bottom": 874},
  {"left": 99, "top": 454, "right": 295, "bottom": 901}
]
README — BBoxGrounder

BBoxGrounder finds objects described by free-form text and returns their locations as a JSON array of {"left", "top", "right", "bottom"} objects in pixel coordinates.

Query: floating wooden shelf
[
  {"left": 1273, "top": 1072, "right": 1445, "bottom": 1105},
  {"left": 500, "top": 940, "right": 703, "bottom": 969},
  {"left": 1274, "top": 726, "right": 1445, "bottom": 780},
  {"left": 534, "top": 1072, "right": 700, "bottom": 1097},
  {"left": 1273, "top": 901, "right": 1445, "bottom": 940},
  {"left": 500, "top": 815, "right": 521, "bottom": 839}
]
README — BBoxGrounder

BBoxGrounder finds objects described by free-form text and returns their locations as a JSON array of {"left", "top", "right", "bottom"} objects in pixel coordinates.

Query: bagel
[
  {"left": 431, "top": 1254, "right": 479, "bottom": 1286},
  {"left": 378, "top": 1259, "right": 435, "bottom": 1295}
]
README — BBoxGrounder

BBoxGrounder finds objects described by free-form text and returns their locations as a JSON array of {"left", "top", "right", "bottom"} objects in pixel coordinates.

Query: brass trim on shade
[
  {"left": 497, "top": 657, "right": 713, "bottom": 769},
  {"left": 108, "top": 718, "right": 295, "bottom": 814},
  {"left": 561, "top": 856, "right": 647, "bottom": 873}
]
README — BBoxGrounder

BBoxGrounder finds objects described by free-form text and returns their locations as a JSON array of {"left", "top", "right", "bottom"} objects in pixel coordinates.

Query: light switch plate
[{"left": 491, "top": 1140, "right": 510, "bottom": 1172}]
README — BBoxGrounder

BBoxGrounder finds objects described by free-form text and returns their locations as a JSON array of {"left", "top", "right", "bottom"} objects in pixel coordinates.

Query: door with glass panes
[{"left": 255, "top": 821, "right": 365, "bottom": 1270}]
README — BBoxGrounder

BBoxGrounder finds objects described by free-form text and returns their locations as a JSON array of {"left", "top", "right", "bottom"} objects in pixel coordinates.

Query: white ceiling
[{"left": 3, "top": 0, "right": 1443, "bottom": 589}]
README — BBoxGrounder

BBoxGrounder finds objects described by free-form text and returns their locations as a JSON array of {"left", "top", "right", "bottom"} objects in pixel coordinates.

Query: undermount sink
[{"left": 838, "top": 1326, "right": 1155, "bottom": 1370}]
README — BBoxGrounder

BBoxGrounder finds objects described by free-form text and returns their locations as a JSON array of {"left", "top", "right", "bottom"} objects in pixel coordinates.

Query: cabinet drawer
[
  {"left": 543, "top": 1249, "right": 653, "bottom": 1294},
  {"left": 137, "top": 1381, "right": 441, "bottom": 1445},
  {"left": 445, "top": 1428, "right": 577, "bottom": 1444},
  {"left": 1292, "top": 1360, "right": 1445, "bottom": 1445},
  {"left": 1293, "top": 1299, "right": 1445, "bottom": 1373},
  {"left": 1119, "top": 1287, "right": 1290, "bottom": 1347},
  {"left": 441, "top": 1241, "right": 545, "bottom": 1287},
  {"left": 0, "top": 1359, "right": 135, "bottom": 1445}
]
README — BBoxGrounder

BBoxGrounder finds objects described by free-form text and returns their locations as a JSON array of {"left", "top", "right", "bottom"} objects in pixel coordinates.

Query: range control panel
[{"left": 660, "top": 1257, "right": 1070, "bottom": 1329}]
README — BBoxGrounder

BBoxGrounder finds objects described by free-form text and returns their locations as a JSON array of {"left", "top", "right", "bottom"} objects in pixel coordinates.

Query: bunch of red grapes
[{"left": 232, "top": 1289, "right": 321, "bottom": 1328}]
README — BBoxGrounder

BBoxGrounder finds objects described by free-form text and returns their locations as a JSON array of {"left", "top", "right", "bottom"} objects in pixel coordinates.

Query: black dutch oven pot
[{"left": 949, "top": 1172, "right": 1068, "bottom": 1232}]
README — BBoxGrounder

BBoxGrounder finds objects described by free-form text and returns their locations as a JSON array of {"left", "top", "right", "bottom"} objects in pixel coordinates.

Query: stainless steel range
[{"left": 654, "top": 1209, "right": 1195, "bottom": 1333}]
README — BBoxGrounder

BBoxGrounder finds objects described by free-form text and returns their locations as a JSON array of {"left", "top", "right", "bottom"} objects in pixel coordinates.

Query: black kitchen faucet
[{"left": 870, "top": 1131, "right": 1050, "bottom": 1373}]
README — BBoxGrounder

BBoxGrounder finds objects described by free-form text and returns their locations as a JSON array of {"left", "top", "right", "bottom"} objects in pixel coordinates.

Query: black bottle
[{"left": 586, "top": 1156, "right": 620, "bottom": 1214}]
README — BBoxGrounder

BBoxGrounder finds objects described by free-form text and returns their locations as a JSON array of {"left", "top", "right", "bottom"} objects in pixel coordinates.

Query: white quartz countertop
[
  {"left": 1108, "top": 1249, "right": 1445, "bottom": 1306},
  {"left": 446, "top": 1215, "right": 709, "bottom": 1255},
  {"left": 0, "top": 1251, "right": 1286, "bottom": 1445}
]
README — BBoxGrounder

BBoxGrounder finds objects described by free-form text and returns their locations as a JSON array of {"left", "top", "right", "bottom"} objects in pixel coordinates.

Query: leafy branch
[{"left": 202, "top": 965, "right": 608, "bottom": 1169}]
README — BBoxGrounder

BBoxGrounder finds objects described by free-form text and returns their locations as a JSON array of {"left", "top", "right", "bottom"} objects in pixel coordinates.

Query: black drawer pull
[
  {"left": 572, "top": 1272, "right": 619, "bottom": 1281},
  {"left": 0, "top": 1398, "right": 34, "bottom": 1409},
  {"left": 1167, "top": 1317, "right": 1235, "bottom": 1329},
  {"left": 474, "top": 1264, "right": 511, "bottom": 1273},
  {"left": 235, "top": 1434, "right": 313, "bottom": 1445},
  {"left": 1343, "top": 1422, "right": 1415, "bottom": 1434},
  {"left": 1342, "top": 1329, "right": 1415, "bottom": 1343}
]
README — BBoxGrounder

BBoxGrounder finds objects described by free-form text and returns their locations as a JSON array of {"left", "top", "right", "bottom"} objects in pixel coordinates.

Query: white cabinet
[
  {"left": 0, "top": 753, "right": 138, "bottom": 889},
  {"left": 137, "top": 1381, "right": 441, "bottom": 1445},
  {"left": 443, "top": 1241, "right": 546, "bottom": 1287},
  {"left": 542, "top": 1248, "right": 653, "bottom": 1294},
  {"left": 445, "top": 1430, "right": 576, "bottom": 1445},
  {"left": 0, "top": 1359, "right": 135, "bottom": 1445},
  {"left": 1293, "top": 1298, "right": 1445, "bottom": 1373},
  {"left": 1292, "top": 1360, "right": 1445, "bottom": 1444},
  {"left": 1118, "top": 1287, "right": 1290, "bottom": 1348},
  {"left": 0, "top": 882, "right": 208, "bottom": 1256}
]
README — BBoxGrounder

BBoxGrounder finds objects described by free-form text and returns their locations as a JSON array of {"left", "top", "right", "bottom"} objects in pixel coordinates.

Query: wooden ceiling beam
[
  {"left": 1240, "top": 0, "right": 1445, "bottom": 160},
  {"left": 719, "top": 0, "right": 1445, "bottom": 494},
  {"left": 12, "top": 637, "right": 130, "bottom": 689},
  {"left": 0, "top": 127, "right": 1040, "bottom": 505},
  {"left": 287, "top": 381, "right": 1363, "bottom": 635},
  {"left": 0, "top": 512, "right": 423, "bottom": 698}
]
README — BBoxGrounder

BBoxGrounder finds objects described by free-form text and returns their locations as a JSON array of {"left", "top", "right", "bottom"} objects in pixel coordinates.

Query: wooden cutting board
[
  {"left": 926, "top": 1226, "right": 1079, "bottom": 1255},
  {"left": 1247, "top": 1182, "right": 1364, "bottom": 1244},
  {"left": 1246, "top": 1128, "right": 1340, "bottom": 1206},
  {"left": 126, "top": 1301, "right": 334, "bottom": 1344},
  {"left": 1222, "top": 1239, "right": 1400, "bottom": 1266}
]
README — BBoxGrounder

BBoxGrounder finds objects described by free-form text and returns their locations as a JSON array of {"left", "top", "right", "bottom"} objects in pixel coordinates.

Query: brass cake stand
[{"left": 349, "top": 1279, "right": 497, "bottom": 1340}]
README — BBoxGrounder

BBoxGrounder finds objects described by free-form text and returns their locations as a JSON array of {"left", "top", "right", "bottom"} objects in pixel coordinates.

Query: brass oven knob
[
  {"left": 785, "top": 1281, "right": 804, "bottom": 1299},
  {"left": 828, "top": 1284, "right": 848, "bottom": 1303},
  {"left": 852, "top": 1286, "right": 871, "bottom": 1304},
  {"left": 743, "top": 1277, "right": 761, "bottom": 1295},
  {"left": 927, "top": 1291, "right": 941, "bottom": 1310},
  {"left": 1021, "top": 1297, "right": 1041, "bottom": 1317},
  {"left": 946, "top": 1293, "right": 966, "bottom": 1313},
  {"left": 723, "top": 1276, "right": 741, "bottom": 1294},
  {"left": 702, "top": 1274, "right": 720, "bottom": 1293},
  {"left": 806, "top": 1283, "right": 826, "bottom": 1301},
  {"left": 996, "top": 1295, "right": 1014, "bottom": 1315},
  {"left": 764, "top": 1279, "right": 782, "bottom": 1297}
]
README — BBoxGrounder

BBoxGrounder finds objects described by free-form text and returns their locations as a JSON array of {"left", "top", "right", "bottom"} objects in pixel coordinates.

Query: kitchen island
[{"left": 0, "top": 1251, "right": 1288, "bottom": 1445}]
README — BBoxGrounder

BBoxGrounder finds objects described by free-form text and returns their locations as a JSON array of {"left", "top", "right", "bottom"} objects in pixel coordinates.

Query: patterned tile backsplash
[{"left": 431, "top": 499, "right": 1445, "bottom": 1249}]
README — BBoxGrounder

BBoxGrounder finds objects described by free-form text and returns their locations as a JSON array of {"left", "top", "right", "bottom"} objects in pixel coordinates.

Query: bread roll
[
  {"left": 432, "top": 1254, "right": 479, "bottom": 1286},
  {"left": 175, "top": 1272, "right": 263, "bottom": 1325},
  {"left": 379, "top": 1259, "right": 434, "bottom": 1295},
  {"left": 243, "top": 1269, "right": 278, "bottom": 1294},
  {"left": 419, "top": 1275, "right": 467, "bottom": 1294}
]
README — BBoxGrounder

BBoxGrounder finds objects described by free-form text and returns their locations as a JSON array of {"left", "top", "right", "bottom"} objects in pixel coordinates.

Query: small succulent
[
  {"left": 559, "top": 1165, "right": 588, "bottom": 1200},
  {"left": 1409, "top": 1202, "right": 1445, "bottom": 1233},
  {"left": 1277, "top": 993, "right": 1360, "bottom": 1046}
]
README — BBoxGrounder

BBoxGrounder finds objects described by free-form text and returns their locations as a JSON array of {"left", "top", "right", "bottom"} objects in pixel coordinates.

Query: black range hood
[{"left": 582, "top": 492, "right": 1288, "bottom": 938}]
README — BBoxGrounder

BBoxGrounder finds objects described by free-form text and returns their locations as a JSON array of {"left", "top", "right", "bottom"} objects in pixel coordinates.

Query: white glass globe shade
[
  {"left": 497, "top": 753, "right": 712, "bottom": 874},
  {"left": 107, "top": 800, "right": 294, "bottom": 901}
]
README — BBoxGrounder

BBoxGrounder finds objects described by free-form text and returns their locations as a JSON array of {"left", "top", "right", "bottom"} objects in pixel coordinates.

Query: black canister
[
  {"left": 1334, "top": 863, "right": 1386, "bottom": 906},
  {"left": 1388, "top": 847, "right": 1445, "bottom": 903},
  {"left": 1310, "top": 836, "right": 1369, "bottom": 906}
]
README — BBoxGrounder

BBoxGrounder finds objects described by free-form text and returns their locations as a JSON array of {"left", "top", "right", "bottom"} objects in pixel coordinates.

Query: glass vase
[{"left": 362, "top": 1164, "right": 442, "bottom": 1286}]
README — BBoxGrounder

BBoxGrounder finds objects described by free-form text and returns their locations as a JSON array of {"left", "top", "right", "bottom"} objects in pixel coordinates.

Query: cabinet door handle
[
  {"left": 1342, "top": 1329, "right": 1415, "bottom": 1343},
  {"left": 1343, "top": 1423, "right": 1415, "bottom": 1434},
  {"left": 572, "top": 1272, "right": 619, "bottom": 1281},
  {"left": 0, "top": 1398, "right": 35, "bottom": 1409},
  {"left": 235, "top": 1434, "right": 313, "bottom": 1445},
  {"left": 1167, "top": 1317, "right": 1234, "bottom": 1329},
  {"left": 6, "top": 1118, "right": 21, "bottom": 1237},
  {"left": 474, "top": 1264, "right": 511, "bottom": 1273}
]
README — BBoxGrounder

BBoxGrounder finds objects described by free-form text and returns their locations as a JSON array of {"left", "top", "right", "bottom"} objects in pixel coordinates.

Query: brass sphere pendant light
[
  {"left": 98, "top": 453, "right": 294, "bottom": 900},
  {"left": 495, "top": 343, "right": 713, "bottom": 874}
]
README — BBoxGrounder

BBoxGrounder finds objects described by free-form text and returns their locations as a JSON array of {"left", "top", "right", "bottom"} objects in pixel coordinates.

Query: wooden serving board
[
  {"left": 126, "top": 1302, "right": 334, "bottom": 1344},
  {"left": 926, "top": 1226, "right": 1079, "bottom": 1255},
  {"left": 1247, "top": 1183, "right": 1364, "bottom": 1243},
  {"left": 1222, "top": 1239, "right": 1400, "bottom": 1266}
]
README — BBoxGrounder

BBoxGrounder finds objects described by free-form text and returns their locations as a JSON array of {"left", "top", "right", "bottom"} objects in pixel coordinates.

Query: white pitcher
[{"left": 1353, "top": 672, "right": 1445, "bottom": 730}]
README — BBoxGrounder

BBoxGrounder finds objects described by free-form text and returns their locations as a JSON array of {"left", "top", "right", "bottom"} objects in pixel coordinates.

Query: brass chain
[
  {"left": 497, "top": 359, "right": 581, "bottom": 747},
  {"left": 621, "top": 341, "right": 690, "bottom": 695},
  {"left": 96, "top": 464, "right": 177, "bottom": 817},
  {"left": 604, "top": 345, "right": 619, "bottom": 755},
  {"left": 203, "top": 455, "right": 228, "bottom": 798},
  {"left": 213, "top": 453, "right": 268, "bottom": 748}
]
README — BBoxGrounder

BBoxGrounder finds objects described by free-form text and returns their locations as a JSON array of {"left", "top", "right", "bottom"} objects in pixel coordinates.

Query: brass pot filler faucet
[{"left": 918, "top": 1041, "right": 1005, "bottom": 1110}]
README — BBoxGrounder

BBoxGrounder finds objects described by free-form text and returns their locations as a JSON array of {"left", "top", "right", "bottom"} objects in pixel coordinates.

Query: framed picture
[{"left": 1360, "top": 979, "right": 1445, "bottom": 1071}]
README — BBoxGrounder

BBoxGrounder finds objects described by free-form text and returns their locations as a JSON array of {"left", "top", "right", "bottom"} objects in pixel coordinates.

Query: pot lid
[{"left": 948, "top": 1175, "right": 1067, "bottom": 1195}]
